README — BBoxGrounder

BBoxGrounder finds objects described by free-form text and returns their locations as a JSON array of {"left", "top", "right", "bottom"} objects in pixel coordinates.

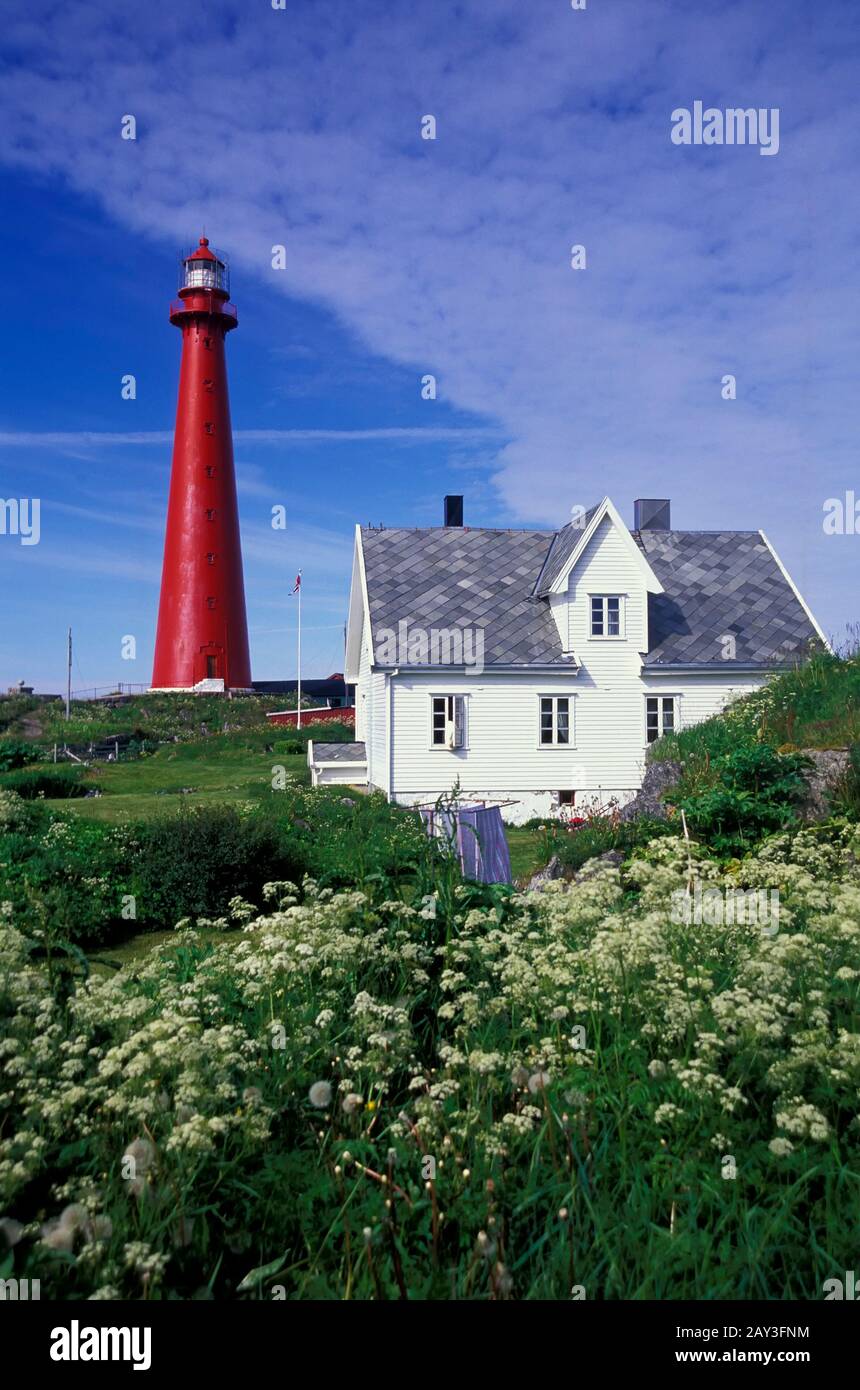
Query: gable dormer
[{"left": 538, "top": 497, "right": 662, "bottom": 659}]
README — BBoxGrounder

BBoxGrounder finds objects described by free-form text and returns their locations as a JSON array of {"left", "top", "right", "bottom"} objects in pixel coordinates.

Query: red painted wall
[
  {"left": 267, "top": 707, "right": 355, "bottom": 727},
  {"left": 152, "top": 265, "right": 252, "bottom": 689}
]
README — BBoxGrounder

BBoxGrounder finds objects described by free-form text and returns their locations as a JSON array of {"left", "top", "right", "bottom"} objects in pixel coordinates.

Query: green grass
[
  {"left": 1, "top": 692, "right": 293, "bottom": 746},
  {"left": 5, "top": 658, "right": 860, "bottom": 1300},
  {"left": 506, "top": 827, "right": 548, "bottom": 883},
  {"left": 88, "top": 927, "right": 236, "bottom": 974},
  {"left": 42, "top": 736, "right": 310, "bottom": 822},
  {"left": 652, "top": 650, "right": 860, "bottom": 767},
  {"left": 44, "top": 733, "right": 547, "bottom": 881}
]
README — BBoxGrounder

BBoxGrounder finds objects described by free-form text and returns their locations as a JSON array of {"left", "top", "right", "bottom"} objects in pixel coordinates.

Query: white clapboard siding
[
  {"left": 387, "top": 668, "right": 765, "bottom": 808},
  {"left": 643, "top": 673, "right": 765, "bottom": 730},
  {"left": 316, "top": 764, "right": 367, "bottom": 787},
  {"left": 355, "top": 624, "right": 370, "bottom": 744},
  {"left": 355, "top": 618, "right": 389, "bottom": 794},
  {"left": 391, "top": 672, "right": 585, "bottom": 793},
  {"left": 567, "top": 513, "right": 648, "bottom": 673},
  {"left": 369, "top": 668, "right": 389, "bottom": 794}
]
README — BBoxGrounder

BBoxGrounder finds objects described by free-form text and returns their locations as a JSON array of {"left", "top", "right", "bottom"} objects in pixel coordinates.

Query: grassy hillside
[
  {"left": 0, "top": 691, "right": 298, "bottom": 747},
  {"left": 647, "top": 651, "right": 860, "bottom": 852},
  {"left": 653, "top": 650, "right": 860, "bottom": 764},
  {"left": 42, "top": 735, "right": 310, "bottom": 822},
  {"left": 2, "top": 655, "right": 860, "bottom": 1300}
]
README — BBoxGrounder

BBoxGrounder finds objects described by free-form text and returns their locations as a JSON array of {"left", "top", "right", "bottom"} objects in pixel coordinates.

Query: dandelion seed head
[
  {"left": 308, "top": 1081, "right": 332, "bottom": 1108},
  {"left": 528, "top": 1070, "right": 551, "bottom": 1094}
]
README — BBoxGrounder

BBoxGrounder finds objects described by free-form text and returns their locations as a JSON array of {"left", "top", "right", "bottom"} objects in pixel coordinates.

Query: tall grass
[
  {"left": 1, "top": 824, "right": 858, "bottom": 1299},
  {"left": 652, "top": 651, "right": 860, "bottom": 770}
]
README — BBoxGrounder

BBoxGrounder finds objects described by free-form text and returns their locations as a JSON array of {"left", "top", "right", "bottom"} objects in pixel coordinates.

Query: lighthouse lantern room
[{"left": 181, "top": 240, "right": 230, "bottom": 293}]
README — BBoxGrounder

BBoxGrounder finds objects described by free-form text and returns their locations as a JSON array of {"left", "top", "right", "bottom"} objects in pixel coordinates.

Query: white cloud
[{"left": 1, "top": 0, "right": 857, "bottom": 633}]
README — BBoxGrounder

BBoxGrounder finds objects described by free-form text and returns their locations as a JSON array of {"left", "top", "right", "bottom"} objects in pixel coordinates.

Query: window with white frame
[
  {"left": 646, "top": 695, "right": 676, "bottom": 744},
  {"left": 431, "top": 695, "right": 466, "bottom": 749},
  {"left": 539, "top": 695, "right": 571, "bottom": 746},
  {"left": 590, "top": 595, "right": 623, "bottom": 637}
]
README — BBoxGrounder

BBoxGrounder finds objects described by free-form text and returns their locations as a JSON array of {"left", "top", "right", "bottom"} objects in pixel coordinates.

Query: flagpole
[
  {"left": 66, "top": 627, "right": 72, "bottom": 722},
  {"left": 296, "top": 574, "right": 302, "bottom": 731}
]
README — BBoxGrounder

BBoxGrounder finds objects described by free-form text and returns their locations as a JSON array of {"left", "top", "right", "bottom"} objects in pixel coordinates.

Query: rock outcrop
[
  {"left": 573, "top": 849, "right": 624, "bottom": 881},
  {"left": 526, "top": 847, "right": 625, "bottom": 892},
  {"left": 525, "top": 854, "right": 565, "bottom": 891},
  {"left": 797, "top": 748, "right": 850, "bottom": 820},
  {"left": 617, "top": 759, "right": 682, "bottom": 823}
]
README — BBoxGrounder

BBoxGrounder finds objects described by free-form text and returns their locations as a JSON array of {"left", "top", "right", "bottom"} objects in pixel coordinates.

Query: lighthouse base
[{"left": 149, "top": 683, "right": 255, "bottom": 695}]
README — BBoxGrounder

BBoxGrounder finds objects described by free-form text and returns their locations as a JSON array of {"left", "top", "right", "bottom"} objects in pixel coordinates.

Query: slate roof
[
  {"left": 361, "top": 527, "right": 572, "bottom": 667},
  {"left": 532, "top": 506, "right": 600, "bottom": 597},
  {"left": 359, "top": 519, "right": 820, "bottom": 670},
  {"left": 636, "top": 529, "right": 819, "bottom": 666},
  {"left": 312, "top": 742, "right": 367, "bottom": 762}
]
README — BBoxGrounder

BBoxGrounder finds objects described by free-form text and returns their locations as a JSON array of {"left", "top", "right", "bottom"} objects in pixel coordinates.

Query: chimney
[
  {"left": 444, "top": 495, "right": 463, "bottom": 527},
  {"left": 634, "top": 498, "right": 670, "bottom": 531}
]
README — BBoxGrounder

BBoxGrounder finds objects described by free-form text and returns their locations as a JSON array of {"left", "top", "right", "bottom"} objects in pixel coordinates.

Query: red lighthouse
[{"left": 152, "top": 238, "right": 252, "bottom": 691}]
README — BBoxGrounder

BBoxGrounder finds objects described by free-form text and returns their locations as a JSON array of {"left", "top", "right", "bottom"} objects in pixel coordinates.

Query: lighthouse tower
[{"left": 151, "top": 238, "right": 252, "bottom": 692}]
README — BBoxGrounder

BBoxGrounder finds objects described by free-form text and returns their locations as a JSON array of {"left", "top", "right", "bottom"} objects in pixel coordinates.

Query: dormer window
[{"left": 590, "top": 595, "right": 623, "bottom": 638}]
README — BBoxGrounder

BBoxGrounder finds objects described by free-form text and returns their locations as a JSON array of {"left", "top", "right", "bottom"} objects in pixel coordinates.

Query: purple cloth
[
  {"left": 420, "top": 804, "right": 512, "bottom": 884},
  {"left": 457, "top": 805, "right": 512, "bottom": 885}
]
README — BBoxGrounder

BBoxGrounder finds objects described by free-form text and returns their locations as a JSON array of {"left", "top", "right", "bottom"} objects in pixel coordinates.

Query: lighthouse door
[{"left": 194, "top": 644, "right": 224, "bottom": 685}]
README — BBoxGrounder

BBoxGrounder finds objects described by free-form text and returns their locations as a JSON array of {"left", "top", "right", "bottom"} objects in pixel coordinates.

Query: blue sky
[{"left": 1, "top": 0, "right": 859, "bottom": 691}]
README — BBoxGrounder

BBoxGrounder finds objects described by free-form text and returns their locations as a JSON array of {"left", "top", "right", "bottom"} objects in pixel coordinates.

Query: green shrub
[
  {"left": 258, "top": 787, "right": 427, "bottom": 889},
  {"left": 0, "top": 788, "right": 429, "bottom": 945},
  {"left": 0, "top": 739, "right": 42, "bottom": 772},
  {"left": 0, "top": 766, "right": 91, "bottom": 799},
  {"left": 0, "top": 813, "right": 123, "bottom": 945},
  {"left": 544, "top": 812, "right": 675, "bottom": 874},
  {"left": 126, "top": 805, "right": 305, "bottom": 928},
  {"left": 830, "top": 742, "right": 860, "bottom": 820},
  {"left": 669, "top": 743, "right": 809, "bottom": 856},
  {"left": 2, "top": 825, "right": 859, "bottom": 1300}
]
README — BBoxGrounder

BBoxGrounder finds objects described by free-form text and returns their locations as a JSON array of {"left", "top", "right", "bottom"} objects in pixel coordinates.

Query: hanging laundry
[
  {"left": 457, "top": 805, "right": 512, "bottom": 885},
  {"left": 421, "top": 804, "right": 512, "bottom": 885}
]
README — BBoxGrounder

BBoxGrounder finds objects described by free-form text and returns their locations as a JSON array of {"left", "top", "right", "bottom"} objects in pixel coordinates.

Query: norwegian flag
[{"left": 290, "top": 572, "right": 302, "bottom": 594}]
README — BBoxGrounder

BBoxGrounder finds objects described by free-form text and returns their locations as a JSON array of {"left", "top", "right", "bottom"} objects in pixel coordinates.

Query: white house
[{"left": 331, "top": 495, "right": 827, "bottom": 824}]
